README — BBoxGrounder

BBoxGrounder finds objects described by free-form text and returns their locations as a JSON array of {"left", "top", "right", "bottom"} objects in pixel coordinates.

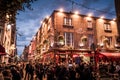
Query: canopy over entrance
[
  {"left": 100, "top": 52, "right": 120, "bottom": 58},
  {"left": 0, "top": 45, "right": 6, "bottom": 55}
]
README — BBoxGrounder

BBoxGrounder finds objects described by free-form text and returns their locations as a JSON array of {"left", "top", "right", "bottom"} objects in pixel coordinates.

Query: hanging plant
[
  {"left": 58, "top": 35, "right": 64, "bottom": 46},
  {"left": 43, "top": 39, "right": 48, "bottom": 44},
  {"left": 58, "top": 35, "right": 64, "bottom": 41}
]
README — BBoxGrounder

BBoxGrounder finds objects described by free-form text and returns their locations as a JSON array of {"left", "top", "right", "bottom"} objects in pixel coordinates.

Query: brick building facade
[{"left": 29, "top": 10, "right": 119, "bottom": 63}]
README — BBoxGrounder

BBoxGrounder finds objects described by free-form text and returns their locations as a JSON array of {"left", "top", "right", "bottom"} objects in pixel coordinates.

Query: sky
[{"left": 16, "top": 0, "right": 116, "bottom": 56}]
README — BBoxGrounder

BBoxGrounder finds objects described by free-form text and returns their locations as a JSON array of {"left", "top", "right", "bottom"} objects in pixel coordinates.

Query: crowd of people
[{"left": 0, "top": 59, "right": 120, "bottom": 80}]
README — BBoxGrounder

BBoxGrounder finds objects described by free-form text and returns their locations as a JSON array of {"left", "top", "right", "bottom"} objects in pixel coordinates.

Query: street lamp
[{"left": 7, "top": 24, "right": 11, "bottom": 30}]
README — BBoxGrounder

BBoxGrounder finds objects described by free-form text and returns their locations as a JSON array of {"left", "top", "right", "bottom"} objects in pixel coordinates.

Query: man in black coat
[{"left": 24, "top": 61, "right": 34, "bottom": 80}]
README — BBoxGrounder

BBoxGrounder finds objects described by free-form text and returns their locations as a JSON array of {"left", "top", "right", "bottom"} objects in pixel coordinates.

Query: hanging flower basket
[
  {"left": 58, "top": 35, "right": 64, "bottom": 41},
  {"left": 43, "top": 39, "right": 48, "bottom": 44},
  {"left": 58, "top": 35, "right": 65, "bottom": 46}
]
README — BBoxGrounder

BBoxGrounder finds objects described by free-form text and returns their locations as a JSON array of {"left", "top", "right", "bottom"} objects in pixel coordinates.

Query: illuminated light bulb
[
  {"left": 59, "top": 8, "right": 64, "bottom": 12},
  {"left": 88, "top": 13, "right": 93, "bottom": 17},
  {"left": 100, "top": 16, "right": 104, "bottom": 19},
  {"left": 74, "top": 11, "right": 79, "bottom": 15},
  {"left": 7, "top": 24, "right": 11, "bottom": 30},
  {"left": 113, "top": 18, "right": 116, "bottom": 21},
  {"left": 86, "top": 17, "right": 92, "bottom": 21},
  {"left": 46, "top": 16, "right": 49, "bottom": 19},
  {"left": 40, "top": 21, "right": 43, "bottom": 24}
]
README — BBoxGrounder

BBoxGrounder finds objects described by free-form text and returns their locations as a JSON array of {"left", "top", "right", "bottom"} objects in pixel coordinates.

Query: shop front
[
  {"left": 99, "top": 52, "right": 120, "bottom": 61},
  {"left": 41, "top": 48, "right": 92, "bottom": 64},
  {"left": 0, "top": 44, "right": 6, "bottom": 63}
]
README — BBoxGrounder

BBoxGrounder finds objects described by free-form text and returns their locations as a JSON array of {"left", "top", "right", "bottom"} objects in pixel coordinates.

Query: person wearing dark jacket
[{"left": 10, "top": 67, "right": 21, "bottom": 80}]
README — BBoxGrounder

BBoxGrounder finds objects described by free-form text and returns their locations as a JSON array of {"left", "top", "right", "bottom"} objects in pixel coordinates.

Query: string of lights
[{"left": 66, "top": 0, "right": 116, "bottom": 16}]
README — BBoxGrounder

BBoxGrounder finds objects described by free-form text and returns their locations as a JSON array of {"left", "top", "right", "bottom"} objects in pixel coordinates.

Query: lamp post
[
  {"left": 90, "top": 42, "right": 100, "bottom": 80},
  {"left": 90, "top": 43, "right": 97, "bottom": 69}
]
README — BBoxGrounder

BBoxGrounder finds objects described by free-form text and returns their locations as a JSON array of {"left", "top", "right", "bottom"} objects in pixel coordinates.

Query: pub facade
[{"left": 30, "top": 10, "right": 118, "bottom": 63}]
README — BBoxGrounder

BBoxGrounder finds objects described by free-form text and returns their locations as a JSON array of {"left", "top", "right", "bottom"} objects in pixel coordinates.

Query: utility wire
[{"left": 66, "top": 0, "right": 116, "bottom": 16}]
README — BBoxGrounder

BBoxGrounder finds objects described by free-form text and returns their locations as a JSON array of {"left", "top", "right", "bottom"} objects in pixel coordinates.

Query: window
[
  {"left": 64, "top": 32, "right": 73, "bottom": 46},
  {"left": 81, "top": 36, "right": 87, "bottom": 46},
  {"left": 87, "top": 21, "right": 93, "bottom": 29},
  {"left": 64, "top": 17, "right": 72, "bottom": 26},
  {"left": 105, "top": 36, "right": 112, "bottom": 46},
  {"left": 104, "top": 23, "right": 112, "bottom": 32},
  {"left": 88, "top": 34, "right": 94, "bottom": 48},
  {"left": 103, "top": 36, "right": 112, "bottom": 48}
]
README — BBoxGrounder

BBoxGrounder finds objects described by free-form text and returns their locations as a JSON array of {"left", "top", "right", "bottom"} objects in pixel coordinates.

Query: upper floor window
[
  {"left": 104, "top": 23, "right": 112, "bottom": 32},
  {"left": 64, "top": 17, "right": 72, "bottom": 26},
  {"left": 87, "top": 21, "right": 93, "bottom": 29}
]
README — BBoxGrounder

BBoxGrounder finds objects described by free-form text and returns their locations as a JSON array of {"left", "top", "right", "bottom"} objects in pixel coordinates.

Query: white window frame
[
  {"left": 64, "top": 32, "right": 73, "bottom": 46},
  {"left": 64, "top": 17, "right": 72, "bottom": 26},
  {"left": 87, "top": 21, "right": 93, "bottom": 28},
  {"left": 104, "top": 23, "right": 111, "bottom": 31}
]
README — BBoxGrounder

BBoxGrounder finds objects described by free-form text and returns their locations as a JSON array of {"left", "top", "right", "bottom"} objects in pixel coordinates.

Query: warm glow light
[
  {"left": 51, "top": 42, "right": 54, "bottom": 47},
  {"left": 113, "top": 18, "right": 116, "bottom": 21},
  {"left": 98, "top": 16, "right": 104, "bottom": 22},
  {"left": 100, "top": 16, "right": 104, "bottom": 19},
  {"left": 6, "top": 14, "right": 9, "bottom": 18},
  {"left": 86, "top": 17, "right": 92, "bottom": 21},
  {"left": 100, "top": 43, "right": 104, "bottom": 47},
  {"left": 74, "top": 11, "right": 79, "bottom": 15},
  {"left": 46, "top": 15, "right": 49, "bottom": 19},
  {"left": 59, "top": 8, "right": 64, "bottom": 12},
  {"left": 88, "top": 13, "right": 93, "bottom": 17},
  {"left": 110, "top": 20, "right": 115, "bottom": 24},
  {"left": 7, "top": 24, "right": 11, "bottom": 30},
  {"left": 79, "top": 43, "right": 84, "bottom": 47},
  {"left": 41, "top": 21, "right": 43, "bottom": 24},
  {"left": 115, "top": 44, "right": 118, "bottom": 47},
  {"left": 11, "top": 44, "right": 16, "bottom": 49}
]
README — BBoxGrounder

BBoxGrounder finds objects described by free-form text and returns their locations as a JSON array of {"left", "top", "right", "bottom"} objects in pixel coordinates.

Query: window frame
[
  {"left": 104, "top": 23, "right": 112, "bottom": 32},
  {"left": 64, "top": 17, "right": 72, "bottom": 26}
]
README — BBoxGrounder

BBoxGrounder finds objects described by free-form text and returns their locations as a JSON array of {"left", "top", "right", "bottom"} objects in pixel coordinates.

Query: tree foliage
[{"left": 0, "top": 0, "right": 37, "bottom": 22}]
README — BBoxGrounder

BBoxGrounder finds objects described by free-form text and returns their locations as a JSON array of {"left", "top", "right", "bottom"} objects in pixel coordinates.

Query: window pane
[
  {"left": 87, "top": 21, "right": 92, "bottom": 28},
  {"left": 64, "top": 32, "right": 73, "bottom": 46}
]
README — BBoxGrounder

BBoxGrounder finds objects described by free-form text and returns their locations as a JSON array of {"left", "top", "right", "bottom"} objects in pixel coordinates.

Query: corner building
[{"left": 35, "top": 10, "right": 118, "bottom": 63}]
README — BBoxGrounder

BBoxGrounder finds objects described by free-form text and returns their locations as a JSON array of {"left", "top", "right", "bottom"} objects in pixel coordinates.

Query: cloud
[
  {"left": 17, "top": 18, "right": 39, "bottom": 36},
  {"left": 26, "top": 37, "right": 32, "bottom": 41},
  {"left": 17, "top": 46, "right": 24, "bottom": 56}
]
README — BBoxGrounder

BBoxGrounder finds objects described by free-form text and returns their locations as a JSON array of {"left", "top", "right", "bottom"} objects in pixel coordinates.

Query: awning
[
  {"left": 100, "top": 52, "right": 120, "bottom": 58},
  {"left": 0, "top": 45, "right": 6, "bottom": 55}
]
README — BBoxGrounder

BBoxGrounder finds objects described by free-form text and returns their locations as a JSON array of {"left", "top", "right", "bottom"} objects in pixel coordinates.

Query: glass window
[
  {"left": 105, "top": 36, "right": 112, "bottom": 46},
  {"left": 87, "top": 21, "right": 93, "bottom": 28},
  {"left": 88, "top": 34, "right": 94, "bottom": 48},
  {"left": 64, "top": 32, "right": 73, "bottom": 46},
  {"left": 104, "top": 23, "right": 111, "bottom": 30},
  {"left": 64, "top": 17, "right": 72, "bottom": 26}
]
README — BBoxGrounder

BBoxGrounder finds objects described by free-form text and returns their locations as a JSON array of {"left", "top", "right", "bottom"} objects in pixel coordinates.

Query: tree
[{"left": 0, "top": 0, "right": 37, "bottom": 23}]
